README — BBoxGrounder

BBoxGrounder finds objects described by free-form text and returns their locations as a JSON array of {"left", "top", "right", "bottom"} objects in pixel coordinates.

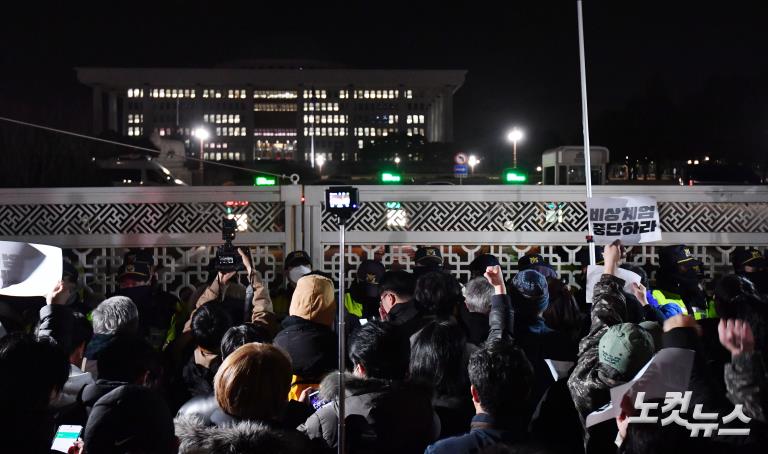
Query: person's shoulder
[{"left": 425, "top": 431, "right": 479, "bottom": 454}]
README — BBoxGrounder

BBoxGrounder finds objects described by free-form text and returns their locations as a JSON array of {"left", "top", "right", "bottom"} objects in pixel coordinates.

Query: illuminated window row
[
  {"left": 303, "top": 114, "right": 348, "bottom": 124},
  {"left": 127, "top": 114, "right": 143, "bottom": 124},
  {"left": 407, "top": 114, "right": 425, "bottom": 124},
  {"left": 150, "top": 88, "right": 196, "bottom": 98},
  {"left": 127, "top": 88, "right": 145, "bottom": 98},
  {"left": 216, "top": 127, "right": 247, "bottom": 136},
  {"left": 254, "top": 90, "right": 297, "bottom": 99},
  {"left": 157, "top": 128, "right": 174, "bottom": 137},
  {"left": 339, "top": 90, "right": 349, "bottom": 99},
  {"left": 204, "top": 151, "right": 243, "bottom": 161},
  {"left": 254, "top": 128, "right": 297, "bottom": 137},
  {"left": 354, "top": 127, "right": 397, "bottom": 137},
  {"left": 378, "top": 114, "right": 398, "bottom": 124},
  {"left": 127, "top": 127, "right": 143, "bottom": 136},
  {"left": 303, "top": 102, "right": 339, "bottom": 112},
  {"left": 228, "top": 89, "right": 247, "bottom": 99},
  {"left": 407, "top": 128, "right": 425, "bottom": 136},
  {"left": 303, "top": 127, "right": 348, "bottom": 137},
  {"left": 303, "top": 89, "right": 327, "bottom": 99},
  {"left": 254, "top": 103, "right": 297, "bottom": 112},
  {"left": 204, "top": 142, "right": 228, "bottom": 149},
  {"left": 204, "top": 114, "right": 241, "bottom": 124},
  {"left": 203, "top": 89, "right": 223, "bottom": 98},
  {"left": 354, "top": 89, "right": 399, "bottom": 99}
]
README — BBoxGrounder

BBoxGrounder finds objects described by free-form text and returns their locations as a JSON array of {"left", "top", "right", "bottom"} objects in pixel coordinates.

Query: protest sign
[
  {"left": 585, "top": 265, "right": 642, "bottom": 306},
  {"left": 0, "top": 241, "right": 62, "bottom": 297},
  {"left": 587, "top": 196, "right": 661, "bottom": 245}
]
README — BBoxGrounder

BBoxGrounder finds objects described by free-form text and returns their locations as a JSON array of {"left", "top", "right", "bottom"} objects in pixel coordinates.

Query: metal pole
[
  {"left": 577, "top": 0, "right": 596, "bottom": 267},
  {"left": 337, "top": 219, "right": 347, "bottom": 454},
  {"left": 513, "top": 140, "right": 518, "bottom": 168},
  {"left": 198, "top": 140, "right": 204, "bottom": 183},
  {"left": 311, "top": 93, "right": 316, "bottom": 168}
]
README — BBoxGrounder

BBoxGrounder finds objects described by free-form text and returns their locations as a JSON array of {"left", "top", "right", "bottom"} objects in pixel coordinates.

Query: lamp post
[
  {"left": 193, "top": 127, "right": 210, "bottom": 183},
  {"left": 394, "top": 156, "right": 401, "bottom": 167},
  {"left": 468, "top": 155, "right": 479, "bottom": 174},
  {"left": 506, "top": 127, "right": 524, "bottom": 169}
]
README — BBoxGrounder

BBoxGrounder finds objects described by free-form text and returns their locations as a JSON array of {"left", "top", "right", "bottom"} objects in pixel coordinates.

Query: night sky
[{"left": 2, "top": 1, "right": 767, "bottom": 168}]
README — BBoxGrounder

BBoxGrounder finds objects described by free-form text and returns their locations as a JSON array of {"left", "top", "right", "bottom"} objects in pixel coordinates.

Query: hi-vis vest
[
  {"left": 344, "top": 292, "right": 363, "bottom": 318},
  {"left": 651, "top": 289, "right": 717, "bottom": 320}
]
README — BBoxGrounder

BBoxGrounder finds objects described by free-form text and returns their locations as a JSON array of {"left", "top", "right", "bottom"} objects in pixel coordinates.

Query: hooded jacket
[
  {"left": 273, "top": 275, "right": 338, "bottom": 381},
  {"left": 298, "top": 372, "right": 439, "bottom": 453},
  {"left": 175, "top": 415, "right": 311, "bottom": 454}
]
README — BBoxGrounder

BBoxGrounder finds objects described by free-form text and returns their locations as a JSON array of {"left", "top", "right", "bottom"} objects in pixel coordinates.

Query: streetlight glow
[
  {"left": 316, "top": 154, "right": 326, "bottom": 173},
  {"left": 394, "top": 156, "right": 401, "bottom": 165},
  {"left": 506, "top": 128, "right": 524, "bottom": 143},
  {"left": 193, "top": 127, "right": 210, "bottom": 141},
  {"left": 468, "top": 155, "right": 479, "bottom": 173}
]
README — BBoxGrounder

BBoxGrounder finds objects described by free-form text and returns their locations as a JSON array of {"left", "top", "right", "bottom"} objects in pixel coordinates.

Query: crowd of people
[{"left": 0, "top": 242, "right": 766, "bottom": 453}]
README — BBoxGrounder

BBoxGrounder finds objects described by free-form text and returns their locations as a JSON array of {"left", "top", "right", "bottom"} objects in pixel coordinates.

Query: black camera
[
  {"left": 325, "top": 186, "right": 360, "bottom": 220},
  {"left": 215, "top": 218, "right": 244, "bottom": 273}
]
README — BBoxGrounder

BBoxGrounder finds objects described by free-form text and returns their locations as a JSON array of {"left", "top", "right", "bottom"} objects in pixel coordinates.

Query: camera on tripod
[{"left": 215, "top": 218, "right": 244, "bottom": 273}]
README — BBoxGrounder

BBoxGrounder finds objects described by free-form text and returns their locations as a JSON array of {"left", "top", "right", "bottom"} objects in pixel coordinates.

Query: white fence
[{"left": 1, "top": 185, "right": 766, "bottom": 296}]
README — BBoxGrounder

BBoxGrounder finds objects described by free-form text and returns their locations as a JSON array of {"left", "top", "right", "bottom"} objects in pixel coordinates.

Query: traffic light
[
  {"left": 254, "top": 175, "right": 277, "bottom": 186},
  {"left": 503, "top": 169, "right": 527, "bottom": 184},
  {"left": 380, "top": 171, "right": 402, "bottom": 184}
]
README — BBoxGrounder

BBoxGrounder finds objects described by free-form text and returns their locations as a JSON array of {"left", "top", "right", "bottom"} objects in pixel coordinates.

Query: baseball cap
[
  {"left": 117, "top": 261, "right": 152, "bottom": 282},
  {"left": 357, "top": 260, "right": 386, "bottom": 298},
  {"left": 285, "top": 250, "right": 311, "bottom": 268},
  {"left": 599, "top": 323, "right": 654, "bottom": 377},
  {"left": 659, "top": 245, "right": 703, "bottom": 271},
  {"left": 469, "top": 254, "right": 500, "bottom": 275},
  {"left": 517, "top": 253, "right": 552, "bottom": 271},
  {"left": 732, "top": 248, "right": 766, "bottom": 271},
  {"left": 415, "top": 246, "right": 443, "bottom": 267},
  {"left": 84, "top": 385, "right": 175, "bottom": 454}
]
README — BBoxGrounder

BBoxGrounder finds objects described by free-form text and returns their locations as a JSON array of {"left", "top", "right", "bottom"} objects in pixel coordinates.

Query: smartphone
[
  {"left": 51, "top": 425, "right": 82, "bottom": 453},
  {"left": 308, "top": 390, "right": 328, "bottom": 410}
]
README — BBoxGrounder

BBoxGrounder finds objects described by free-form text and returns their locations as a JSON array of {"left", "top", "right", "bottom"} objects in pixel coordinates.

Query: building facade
[{"left": 76, "top": 63, "right": 466, "bottom": 164}]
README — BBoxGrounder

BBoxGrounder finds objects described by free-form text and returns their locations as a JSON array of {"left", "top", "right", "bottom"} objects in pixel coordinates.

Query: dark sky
[{"left": 2, "top": 1, "right": 767, "bottom": 166}]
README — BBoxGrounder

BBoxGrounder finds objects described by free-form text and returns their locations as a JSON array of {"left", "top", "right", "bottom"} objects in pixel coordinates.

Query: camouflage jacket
[
  {"left": 567, "top": 273, "right": 630, "bottom": 417},
  {"left": 725, "top": 351, "right": 767, "bottom": 423}
]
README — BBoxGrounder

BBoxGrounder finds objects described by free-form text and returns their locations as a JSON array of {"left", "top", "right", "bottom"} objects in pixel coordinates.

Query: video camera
[{"left": 214, "top": 218, "right": 244, "bottom": 273}]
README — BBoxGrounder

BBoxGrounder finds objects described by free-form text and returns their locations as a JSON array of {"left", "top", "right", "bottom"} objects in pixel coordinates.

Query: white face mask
[{"left": 288, "top": 265, "right": 311, "bottom": 284}]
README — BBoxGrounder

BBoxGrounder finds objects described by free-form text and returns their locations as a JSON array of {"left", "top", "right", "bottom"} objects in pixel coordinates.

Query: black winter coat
[{"left": 273, "top": 316, "right": 338, "bottom": 382}]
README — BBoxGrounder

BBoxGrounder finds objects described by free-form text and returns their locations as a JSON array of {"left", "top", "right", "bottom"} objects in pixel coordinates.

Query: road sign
[
  {"left": 454, "top": 153, "right": 468, "bottom": 165},
  {"left": 454, "top": 164, "right": 469, "bottom": 177}
]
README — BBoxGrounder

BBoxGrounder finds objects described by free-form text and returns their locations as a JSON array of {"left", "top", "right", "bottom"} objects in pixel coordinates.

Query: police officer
[
  {"left": 732, "top": 247, "right": 768, "bottom": 296},
  {"left": 344, "top": 260, "right": 385, "bottom": 319},
  {"left": 654, "top": 245, "right": 716, "bottom": 319}
]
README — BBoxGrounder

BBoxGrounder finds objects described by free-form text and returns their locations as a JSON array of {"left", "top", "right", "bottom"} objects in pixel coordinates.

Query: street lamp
[
  {"left": 468, "top": 155, "right": 479, "bottom": 174},
  {"left": 193, "top": 127, "right": 211, "bottom": 181},
  {"left": 506, "top": 127, "right": 524, "bottom": 168},
  {"left": 316, "top": 154, "right": 326, "bottom": 174},
  {"left": 394, "top": 156, "right": 401, "bottom": 167}
]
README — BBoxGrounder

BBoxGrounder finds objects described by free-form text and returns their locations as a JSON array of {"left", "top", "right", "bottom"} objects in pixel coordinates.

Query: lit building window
[
  {"left": 228, "top": 89, "right": 247, "bottom": 99},
  {"left": 406, "top": 89, "right": 413, "bottom": 99},
  {"left": 353, "top": 89, "right": 399, "bottom": 99},
  {"left": 254, "top": 103, "right": 297, "bottom": 112},
  {"left": 127, "top": 114, "right": 144, "bottom": 124},
  {"left": 204, "top": 114, "right": 241, "bottom": 124},
  {"left": 253, "top": 90, "right": 298, "bottom": 99},
  {"left": 127, "top": 127, "right": 143, "bottom": 136},
  {"left": 127, "top": 88, "right": 145, "bottom": 98},
  {"left": 149, "top": 88, "right": 195, "bottom": 98},
  {"left": 203, "top": 89, "right": 223, "bottom": 98},
  {"left": 339, "top": 90, "right": 349, "bottom": 99},
  {"left": 253, "top": 128, "right": 297, "bottom": 137},
  {"left": 358, "top": 139, "right": 364, "bottom": 149},
  {"left": 303, "top": 102, "right": 339, "bottom": 112},
  {"left": 303, "top": 89, "right": 327, "bottom": 99}
]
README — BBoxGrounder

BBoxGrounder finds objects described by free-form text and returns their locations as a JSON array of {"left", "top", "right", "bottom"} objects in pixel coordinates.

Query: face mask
[{"left": 288, "top": 265, "right": 311, "bottom": 284}]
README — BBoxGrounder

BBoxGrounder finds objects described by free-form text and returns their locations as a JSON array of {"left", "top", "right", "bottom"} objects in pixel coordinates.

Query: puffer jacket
[
  {"left": 298, "top": 372, "right": 439, "bottom": 453},
  {"left": 175, "top": 415, "right": 311, "bottom": 454}
]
